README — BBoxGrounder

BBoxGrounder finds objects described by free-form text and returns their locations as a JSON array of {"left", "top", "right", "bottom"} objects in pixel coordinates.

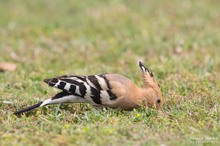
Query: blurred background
[
  {"left": 0, "top": 0, "right": 219, "bottom": 74},
  {"left": 0, "top": 0, "right": 219, "bottom": 145}
]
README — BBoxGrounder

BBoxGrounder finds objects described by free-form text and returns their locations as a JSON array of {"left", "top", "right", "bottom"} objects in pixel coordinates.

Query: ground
[{"left": 0, "top": 0, "right": 219, "bottom": 146}]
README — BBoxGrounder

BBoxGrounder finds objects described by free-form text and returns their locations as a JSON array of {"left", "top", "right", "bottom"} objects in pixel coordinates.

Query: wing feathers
[
  {"left": 106, "top": 90, "right": 117, "bottom": 100},
  {"left": 95, "top": 75, "right": 109, "bottom": 90},
  {"left": 90, "top": 87, "right": 102, "bottom": 104},
  {"left": 43, "top": 74, "right": 120, "bottom": 105},
  {"left": 87, "top": 75, "right": 102, "bottom": 90}
]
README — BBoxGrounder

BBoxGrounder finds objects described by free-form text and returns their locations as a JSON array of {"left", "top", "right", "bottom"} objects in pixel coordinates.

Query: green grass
[{"left": 0, "top": 0, "right": 219, "bottom": 145}]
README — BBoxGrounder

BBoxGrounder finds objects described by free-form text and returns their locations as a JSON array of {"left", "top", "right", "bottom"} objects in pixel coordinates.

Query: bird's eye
[{"left": 157, "top": 99, "right": 161, "bottom": 103}]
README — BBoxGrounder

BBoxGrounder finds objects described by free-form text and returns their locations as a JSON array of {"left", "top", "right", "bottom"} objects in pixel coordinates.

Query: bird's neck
[{"left": 136, "top": 88, "right": 154, "bottom": 107}]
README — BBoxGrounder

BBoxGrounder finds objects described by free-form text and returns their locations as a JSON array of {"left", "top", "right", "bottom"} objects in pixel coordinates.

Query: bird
[{"left": 14, "top": 61, "right": 163, "bottom": 115}]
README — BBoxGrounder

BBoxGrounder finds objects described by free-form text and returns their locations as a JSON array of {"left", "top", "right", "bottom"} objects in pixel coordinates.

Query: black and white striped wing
[
  {"left": 44, "top": 75, "right": 87, "bottom": 97},
  {"left": 44, "top": 74, "right": 118, "bottom": 105}
]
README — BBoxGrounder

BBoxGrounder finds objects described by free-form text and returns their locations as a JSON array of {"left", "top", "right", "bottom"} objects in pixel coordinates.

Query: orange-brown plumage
[{"left": 14, "top": 61, "right": 163, "bottom": 115}]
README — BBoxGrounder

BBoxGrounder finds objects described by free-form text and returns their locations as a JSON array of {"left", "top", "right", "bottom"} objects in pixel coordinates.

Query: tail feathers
[{"left": 14, "top": 101, "right": 43, "bottom": 115}]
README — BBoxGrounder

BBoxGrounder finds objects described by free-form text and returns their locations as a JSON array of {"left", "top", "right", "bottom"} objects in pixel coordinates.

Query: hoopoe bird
[{"left": 14, "top": 62, "right": 163, "bottom": 115}]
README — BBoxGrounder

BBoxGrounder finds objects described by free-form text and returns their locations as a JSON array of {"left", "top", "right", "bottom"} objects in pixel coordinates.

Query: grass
[{"left": 0, "top": 0, "right": 219, "bottom": 145}]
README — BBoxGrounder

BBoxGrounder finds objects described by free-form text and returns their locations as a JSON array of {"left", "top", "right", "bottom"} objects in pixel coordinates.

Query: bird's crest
[
  {"left": 138, "top": 61, "right": 158, "bottom": 88},
  {"left": 139, "top": 61, "right": 154, "bottom": 77}
]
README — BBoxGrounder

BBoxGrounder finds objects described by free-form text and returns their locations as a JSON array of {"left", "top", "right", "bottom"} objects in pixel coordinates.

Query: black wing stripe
[
  {"left": 52, "top": 92, "right": 73, "bottom": 100},
  {"left": 69, "top": 85, "right": 76, "bottom": 93},
  {"left": 53, "top": 78, "right": 87, "bottom": 97},
  {"left": 57, "top": 81, "right": 66, "bottom": 89},
  {"left": 48, "top": 78, "right": 59, "bottom": 86},
  {"left": 75, "top": 76, "right": 86, "bottom": 82},
  {"left": 90, "top": 87, "right": 102, "bottom": 104},
  {"left": 87, "top": 75, "right": 102, "bottom": 90},
  {"left": 79, "top": 84, "right": 87, "bottom": 97},
  {"left": 60, "top": 78, "right": 81, "bottom": 85},
  {"left": 99, "top": 74, "right": 111, "bottom": 89},
  {"left": 93, "top": 74, "right": 109, "bottom": 90},
  {"left": 106, "top": 90, "right": 117, "bottom": 100},
  {"left": 69, "top": 85, "right": 81, "bottom": 96}
]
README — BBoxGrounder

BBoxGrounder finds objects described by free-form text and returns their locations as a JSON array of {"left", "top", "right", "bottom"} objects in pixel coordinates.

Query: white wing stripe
[
  {"left": 64, "top": 83, "right": 71, "bottom": 91},
  {"left": 83, "top": 83, "right": 92, "bottom": 100},
  {"left": 100, "top": 90, "right": 111, "bottom": 104},
  {"left": 68, "top": 77, "right": 84, "bottom": 83},
  {"left": 95, "top": 75, "right": 108, "bottom": 90},
  {"left": 55, "top": 80, "right": 61, "bottom": 87},
  {"left": 75, "top": 86, "right": 81, "bottom": 95}
]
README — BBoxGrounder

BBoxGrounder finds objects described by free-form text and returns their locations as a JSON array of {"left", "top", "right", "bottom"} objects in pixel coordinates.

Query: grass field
[{"left": 0, "top": 0, "right": 219, "bottom": 145}]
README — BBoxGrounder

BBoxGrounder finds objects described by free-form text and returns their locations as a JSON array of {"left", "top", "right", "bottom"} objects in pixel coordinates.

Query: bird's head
[{"left": 138, "top": 61, "right": 163, "bottom": 110}]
